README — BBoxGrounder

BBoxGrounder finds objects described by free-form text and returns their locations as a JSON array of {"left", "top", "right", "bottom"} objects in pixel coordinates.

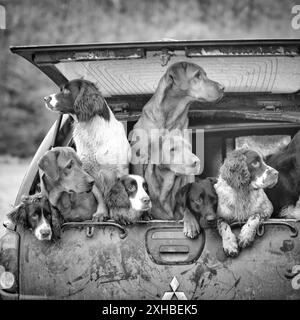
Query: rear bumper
[{"left": 0, "top": 289, "right": 18, "bottom": 300}]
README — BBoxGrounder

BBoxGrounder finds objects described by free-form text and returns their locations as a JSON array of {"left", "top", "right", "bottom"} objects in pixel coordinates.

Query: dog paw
[
  {"left": 183, "top": 214, "right": 201, "bottom": 239},
  {"left": 238, "top": 227, "right": 256, "bottom": 248},
  {"left": 115, "top": 216, "right": 131, "bottom": 226},
  {"left": 141, "top": 212, "right": 152, "bottom": 221},
  {"left": 92, "top": 211, "right": 108, "bottom": 222},
  {"left": 223, "top": 235, "right": 239, "bottom": 257}
]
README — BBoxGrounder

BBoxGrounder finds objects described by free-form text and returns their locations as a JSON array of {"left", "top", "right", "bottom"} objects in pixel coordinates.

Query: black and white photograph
[{"left": 1, "top": 0, "right": 300, "bottom": 308}]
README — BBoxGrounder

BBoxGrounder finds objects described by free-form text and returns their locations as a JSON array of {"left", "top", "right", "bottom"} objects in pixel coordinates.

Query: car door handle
[
  {"left": 159, "top": 245, "right": 189, "bottom": 254},
  {"left": 146, "top": 227, "right": 205, "bottom": 265}
]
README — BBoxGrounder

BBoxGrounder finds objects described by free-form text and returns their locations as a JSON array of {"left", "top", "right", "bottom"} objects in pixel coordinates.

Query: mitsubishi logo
[{"left": 162, "top": 277, "right": 187, "bottom": 300}]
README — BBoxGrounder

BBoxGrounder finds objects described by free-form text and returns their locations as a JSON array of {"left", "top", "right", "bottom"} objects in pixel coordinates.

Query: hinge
[
  {"left": 110, "top": 103, "right": 129, "bottom": 114},
  {"left": 261, "top": 105, "right": 282, "bottom": 112}
]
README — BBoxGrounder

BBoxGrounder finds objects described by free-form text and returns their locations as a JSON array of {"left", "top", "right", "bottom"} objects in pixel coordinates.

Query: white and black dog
[
  {"left": 44, "top": 79, "right": 131, "bottom": 222},
  {"left": 7, "top": 193, "right": 61, "bottom": 241},
  {"left": 105, "top": 175, "right": 152, "bottom": 225}
]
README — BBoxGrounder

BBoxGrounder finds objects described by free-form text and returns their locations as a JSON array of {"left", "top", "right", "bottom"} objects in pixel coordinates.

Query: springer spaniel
[
  {"left": 44, "top": 79, "right": 131, "bottom": 222},
  {"left": 105, "top": 175, "right": 152, "bottom": 225},
  {"left": 215, "top": 148, "right": 278, "bottom": 257},
  {"left": 7, "top": 193, "right": 61, "bottom": 241}
]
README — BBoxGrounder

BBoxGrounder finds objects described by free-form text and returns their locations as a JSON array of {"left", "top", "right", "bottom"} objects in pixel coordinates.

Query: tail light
[{"left": 0, "top": 224, "right": 19, "bottom": 295}]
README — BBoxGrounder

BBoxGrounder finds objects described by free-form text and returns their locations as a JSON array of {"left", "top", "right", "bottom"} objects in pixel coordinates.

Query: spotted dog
[
  {"left": 105, "top": 175, "right": 152, "bottom": 225},
  {"left": 215, "top": 148, "right": 278, "bottom": 257}
]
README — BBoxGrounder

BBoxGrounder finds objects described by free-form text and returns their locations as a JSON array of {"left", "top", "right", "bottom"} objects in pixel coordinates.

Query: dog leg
[
  {"left": 183, "top": 208, "right": 201, "bottom": 238},
  {"left": 92, "top": 186, "right": 109, "bottom": 222},
  {"left": 238, "top": 214, "right": 260, "bottom": 248},
  {"left": 279, "top": 197, "right": 300, "bottom": 219},
  {"left": 217, "top": 219, "right": 239, "bottom": 257},
  {"left": 159, "top": 172, "right": 176, "bottom": 218}
]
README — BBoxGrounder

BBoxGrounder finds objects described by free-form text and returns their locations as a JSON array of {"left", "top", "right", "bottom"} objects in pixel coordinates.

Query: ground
[{"left": 0, "top": 156, "right": 29, "bottom": 238}]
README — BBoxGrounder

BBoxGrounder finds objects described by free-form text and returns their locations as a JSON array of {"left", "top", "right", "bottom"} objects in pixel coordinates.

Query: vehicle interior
[{"left": 28, "top": 98, "right": 300, "bottom": 219}]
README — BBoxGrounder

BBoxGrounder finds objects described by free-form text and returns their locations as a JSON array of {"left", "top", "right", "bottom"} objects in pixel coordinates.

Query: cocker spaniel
[{"left": 215, "top": 148, "right": 278, "bottom": 257}]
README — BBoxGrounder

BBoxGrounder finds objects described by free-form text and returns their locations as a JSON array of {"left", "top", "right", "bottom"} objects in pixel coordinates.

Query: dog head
[
  {"left": 220, "top": 148, "right": 278, "bottom": 190},
  {"left": 38, "top": 147, "right": 95, "bottom": 199},
  {"left": 7, "top": 193, "right": 62, "bottom": 241},
  {"left": 153, "top": 130, "right": 200, "bottom": 175},
  {"left": 44, "top": 79, "right": 110, "bottom": 122},
  {"left": 106, "top": 174, "right": 151, "bottom": 213},
  {"left": 162, "top": 61, "right": 224, "bottom": 102},
  {"left": 176, "top": 178, "right": 218, "bottom": 225}
]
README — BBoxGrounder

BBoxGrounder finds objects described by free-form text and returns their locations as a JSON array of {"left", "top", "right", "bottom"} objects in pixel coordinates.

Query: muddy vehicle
[{"left": 1, "top": 40, "right": 300, "bottom": 300}]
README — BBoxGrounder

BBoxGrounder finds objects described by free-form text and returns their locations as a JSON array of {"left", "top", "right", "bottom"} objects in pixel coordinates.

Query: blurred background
[{"left": 0, "top": 0, "right": 299, "bottom": 230}]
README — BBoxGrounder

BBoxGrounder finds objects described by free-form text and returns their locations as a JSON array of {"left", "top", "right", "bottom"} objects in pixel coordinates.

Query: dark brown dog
[
  {"left": 266, "top": 130, "right": 300, "bottom": 219},
  {"left": 175, "top": 178, "right": 218, "bottom": 238}
]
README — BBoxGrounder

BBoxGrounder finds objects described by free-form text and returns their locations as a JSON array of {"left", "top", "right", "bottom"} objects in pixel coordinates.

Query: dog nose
[
  {"left": 193, "top": 159, "right": 200, "bottom": 167},
  {"left": 41, "top": 229, "right": 51, "bottom": 237},
  {"left": 88, "top": 180, "right": 94, "bottom": 188},
  {"left": 268, "top": 168, "right": 278, "bottom": 178},
  {"left": 44, "top": 96, "right": 51, "bottom": 103},
  {"left": 206, "top": 214, "right": 216, "bottom": 223},
  {"left": 142, "top": 197, "right": 150, "bottom": 205},
  {"left": 218, "top": 83, "right": 225, "bottom": 91}
]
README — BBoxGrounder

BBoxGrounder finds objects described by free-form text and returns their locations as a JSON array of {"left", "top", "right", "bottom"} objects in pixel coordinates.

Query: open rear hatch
[{"left": 10, "top": 39, "right": 300, "bottom": 123}]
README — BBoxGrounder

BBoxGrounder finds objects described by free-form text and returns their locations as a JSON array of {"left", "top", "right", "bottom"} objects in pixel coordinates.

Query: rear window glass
[{"left": 235, "top": 135, "right": 291, "bottom": 157}]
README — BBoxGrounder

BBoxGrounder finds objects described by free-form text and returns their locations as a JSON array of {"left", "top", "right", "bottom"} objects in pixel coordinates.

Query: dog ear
[
  {"left": 160, "top": 68, "right": 175, "bottom": 104},
  {"left": 220, "top": 150, "right": 251, "bottom": 189},
  {"left": 50, "top": 207, "right": 63, "bottom": 241},
  {"left": 105, "top": 179, "right": 130, "bottom": 209},
  {"left": 74, "top": 81, "right": 110, "bottom": 122},
  {"left": 176, "top": 183, "right": 192, "bottom": 209},
  {"left": 7, "top": 204, "right": 28, "bottom": 228},
  {"left": 207, "top": 177, "right": 218, "bottom": 186},
  {"left": 38, "top": 149, "right": 59, "bottom": 182}
]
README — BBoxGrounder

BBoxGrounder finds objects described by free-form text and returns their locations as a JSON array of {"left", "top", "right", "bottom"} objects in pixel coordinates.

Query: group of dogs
[{"left": 7, "top": 61, "right": 300, "bottom": 258}]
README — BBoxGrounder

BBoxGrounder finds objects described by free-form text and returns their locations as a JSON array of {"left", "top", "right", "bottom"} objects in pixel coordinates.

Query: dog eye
[
  {"left": 143, "top": 183, "right": 148, "bottom": 191},
  {"left": 252, "top": 160, "right": 260, "bottom": 168},
  {"left": 65, "top": 160, "right": 73, "bottom": 170},
  {"left": 195, "top": 71, "right": 202, "bottom": 79},
  {"left": 128, "top": 184, "right": 136, "bottom": 192},
  {"left": 193, "top": 198, "right": 203, "bottom": 205},
  {"left": 61, "top": 87, "right": 70, "bottom": 94},
  {"left": 31, "top": 212, "right": 38, "bottom": 219}
]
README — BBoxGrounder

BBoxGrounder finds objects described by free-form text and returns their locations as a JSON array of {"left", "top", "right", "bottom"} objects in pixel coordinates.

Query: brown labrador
[
  {"left": 38, "top": 147, "right": 101, "bottom": 222},
  {"left": 145, "top": 130, "right": 201, "bottom": 220},
  {"left": 131, "top": 61, "right": 224, "bottom": 176}
]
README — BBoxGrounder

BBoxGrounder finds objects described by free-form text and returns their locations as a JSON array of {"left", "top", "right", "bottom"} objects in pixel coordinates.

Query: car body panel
[{"left": 17, "top": 220, "right": 300, "bottom": 300}]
